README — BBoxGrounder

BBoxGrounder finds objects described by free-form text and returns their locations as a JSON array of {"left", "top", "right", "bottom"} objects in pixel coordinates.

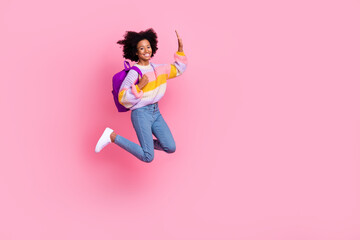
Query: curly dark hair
[{"left": 116, "top": 28, "right": 158, "bottom": 62}]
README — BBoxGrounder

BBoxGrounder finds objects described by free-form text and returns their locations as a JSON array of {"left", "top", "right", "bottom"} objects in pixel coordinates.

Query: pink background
[{"left": 1, "top": 0, "right": 360, "bottom": 239}]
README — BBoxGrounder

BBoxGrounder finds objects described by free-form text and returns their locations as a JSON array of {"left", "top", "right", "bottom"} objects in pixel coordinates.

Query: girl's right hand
[{"left": 138, "top": 74, "right": 149, "bottom": 89}]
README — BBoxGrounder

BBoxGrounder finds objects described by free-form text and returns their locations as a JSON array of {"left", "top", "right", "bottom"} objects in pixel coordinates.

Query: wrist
[
  {"left": 136, "top": 84, "right": 143, "bottom": 91},
  {"left": 176, "top": 51, "right": 185, "bottom": 56}
]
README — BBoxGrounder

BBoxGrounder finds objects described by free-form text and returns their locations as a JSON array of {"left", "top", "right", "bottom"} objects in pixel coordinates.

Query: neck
[{"left": 137, "top": 59, "right": 150, "bottom": 66}]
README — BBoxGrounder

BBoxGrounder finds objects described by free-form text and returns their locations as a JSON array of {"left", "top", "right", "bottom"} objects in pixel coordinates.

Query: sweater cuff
[
  {"left": 176, "top": 51, "right": 185, "bottom": 56},
  {"left": 135, "top": 84, "right": 142, "bottom": 92},
  {"left": 174, "top": 51, "right": 188, "bottom": 65},
  {"left": 131, "top": 84, "right": 143, "bottom": 98}
]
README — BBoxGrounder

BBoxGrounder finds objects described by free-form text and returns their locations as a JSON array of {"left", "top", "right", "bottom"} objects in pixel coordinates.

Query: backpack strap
[
  {"left": 130, "top": 66, "right": 142, "bottom": 77},
  {"left": 124, "top": 61, "right": 131, "bottom": 70},
  {"left": 130, "top": 66, "right": 142, "bottom": 85},
  {"left": 123, "top": 61, "right": 143, "bottom": 85}
]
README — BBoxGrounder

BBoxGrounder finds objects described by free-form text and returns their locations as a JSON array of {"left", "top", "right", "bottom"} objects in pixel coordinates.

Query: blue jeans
[{"left": 114, "top": 103, "right": 176, "bottom": 163}]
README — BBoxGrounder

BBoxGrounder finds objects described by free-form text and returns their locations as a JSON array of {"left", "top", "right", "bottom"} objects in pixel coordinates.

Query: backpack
[{"left": 112, "top": 61, "right": 143, "bottom": 112}]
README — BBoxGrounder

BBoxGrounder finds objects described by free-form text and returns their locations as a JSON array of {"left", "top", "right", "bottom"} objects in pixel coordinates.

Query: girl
[{"left": 95, "top": 28, "right": 188, "bottom": 163}]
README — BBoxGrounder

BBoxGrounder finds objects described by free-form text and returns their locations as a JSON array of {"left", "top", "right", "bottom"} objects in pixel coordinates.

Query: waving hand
[{"left": 175, "top": 30, "right": 183, "bottom": 52}]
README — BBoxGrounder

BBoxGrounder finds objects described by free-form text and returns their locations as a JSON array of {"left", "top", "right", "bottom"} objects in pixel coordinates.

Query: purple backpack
[{"left": 112, "top": 61, "right": 143, "bottom": 112}]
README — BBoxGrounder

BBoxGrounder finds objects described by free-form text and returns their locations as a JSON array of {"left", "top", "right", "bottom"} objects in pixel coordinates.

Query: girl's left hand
[{"left": 175, "top": 30, "right": 183, "bottom": 52}]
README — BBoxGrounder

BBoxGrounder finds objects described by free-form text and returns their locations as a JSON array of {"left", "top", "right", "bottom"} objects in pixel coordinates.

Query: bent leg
[
  {"left": 114, "top": 109, "right": 154, "bottom": 163},
  {"left": 152, "top": 114, "right": 176, "bottom": 153},
  {"left": 114, "top": 134, "right": 153, "bottom": 162}
]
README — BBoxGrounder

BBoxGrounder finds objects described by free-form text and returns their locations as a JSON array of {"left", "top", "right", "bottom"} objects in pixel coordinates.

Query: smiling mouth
[{"left": 144, "top": 53, "right": 151, "bottom": 57}]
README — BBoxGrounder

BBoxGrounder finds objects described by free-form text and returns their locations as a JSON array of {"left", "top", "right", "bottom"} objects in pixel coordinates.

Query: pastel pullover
[{"left": 118, "top": 51, "right": 188, "bottom": 110}]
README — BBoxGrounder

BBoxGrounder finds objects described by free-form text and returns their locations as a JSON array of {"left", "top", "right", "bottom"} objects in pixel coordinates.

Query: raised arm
[{"left": 167, "top": 30, "right": 188, "bottom": 79}]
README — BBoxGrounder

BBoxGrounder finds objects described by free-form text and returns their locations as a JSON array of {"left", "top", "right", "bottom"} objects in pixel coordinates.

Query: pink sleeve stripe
[
  {"left": 174, "top": 53, "right": 188, "bottom": 64},
  {"left": 131, "top": 84, "right": 143, "bottom": 98},
  {"left": 155, "top": 65, "right": 171, "bottom": 76}
]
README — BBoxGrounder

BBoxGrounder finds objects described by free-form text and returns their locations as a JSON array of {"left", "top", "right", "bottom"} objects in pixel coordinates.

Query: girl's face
[{"left": 136, "top": 39, "right": 152, "bottom": 62}]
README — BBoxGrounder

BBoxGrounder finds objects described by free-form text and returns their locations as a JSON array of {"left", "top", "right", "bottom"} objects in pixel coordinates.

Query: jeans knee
[
  {"left": 142, "top": 153, "right": 154, "bottom": 163},
  {"left": 165, "top": 144, "right": 176, "bottom": 153}
]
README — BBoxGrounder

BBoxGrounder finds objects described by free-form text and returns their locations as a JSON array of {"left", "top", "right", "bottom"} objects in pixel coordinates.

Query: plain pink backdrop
[{"left": 1, "top": 0, "right": 360, "bottom": 239}]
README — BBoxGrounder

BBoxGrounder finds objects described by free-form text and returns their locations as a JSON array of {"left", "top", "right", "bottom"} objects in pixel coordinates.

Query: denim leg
[
  {"left": 114, "top": 135, "right": 147, "bottom": 161},
  {"left": 114, "top": 108, "right": 155, "bottom": 163},
  {"left": 151, "top": 114, "right": 176, "bottom": 153},
  {"left": 130, "top": 108, "right": 155, "bottom": 162},
  {"left": 153, "top": 139, "right": 163, "bottom": 151}
]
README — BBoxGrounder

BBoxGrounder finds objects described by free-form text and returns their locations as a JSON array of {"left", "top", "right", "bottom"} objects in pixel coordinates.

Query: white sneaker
[{"left": 95, "top": 127, "right": 114, "bottom": 153}]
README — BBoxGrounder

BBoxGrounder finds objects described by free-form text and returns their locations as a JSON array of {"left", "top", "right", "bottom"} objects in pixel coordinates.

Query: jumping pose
[{"left": 95, "top": 28, "right": 188, "bottom": 163}]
